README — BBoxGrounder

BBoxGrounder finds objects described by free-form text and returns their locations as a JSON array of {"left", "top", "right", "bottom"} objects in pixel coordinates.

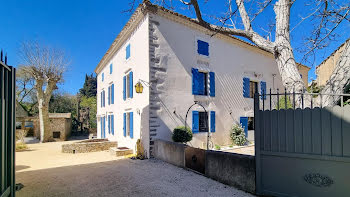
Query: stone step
[{"left": 109, "top": 147, "right": 133, "bottom": 157}]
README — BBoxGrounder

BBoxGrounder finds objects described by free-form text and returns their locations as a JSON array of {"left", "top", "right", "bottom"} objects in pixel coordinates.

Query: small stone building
[{"left": 32, "top": 113, "right": 72, "bottom": 141}]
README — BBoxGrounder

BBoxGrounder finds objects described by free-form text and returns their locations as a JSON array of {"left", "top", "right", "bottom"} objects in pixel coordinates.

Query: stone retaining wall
[
  {"left": 154, "top": 139, "right": 256, "bottom": 194},
  {"left": 62, "top": 141, "right": 117, "bottom": 153}
]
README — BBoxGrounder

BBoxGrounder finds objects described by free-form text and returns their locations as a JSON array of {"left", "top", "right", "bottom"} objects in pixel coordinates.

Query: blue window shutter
[
  {"left": 260, "top": 81, "right": 266, "bottom": 100},
  {"left": 192, "top": 68, "right": 200, "bottom": 95},
  {"left": 210, "top": 111, "right": 216, "bottom": 132},
  {"left": 108, "top": 87, "right": 110, "bottom": 105},
  {"left": 111, "top": 84, "right": 114, "bottom": 104},
  {"left": 209, "top": 72, "right": 215, "bottom": 97},
  {"left": 198, "top": 72, "right": 205, "bottom": 95},
  {"left": 240, "top": 117, "right": 248, "bottom": 137},
  {"left": 110, "top": 64, "right": 113, "bottom": 74},
  {"left": 100, "top": 92, "right": 103, "bottom": 107},
  {"left": 108, "top": 115, "right": 110, "bottom": 134},
  {"left": 126, "top": 44, "right": 130, "bottom": 59},
  {"left": 129, "top": 72, "right": 133, "bottom": 98},
  {"left": 102, "top": 91, "right": 105, "bottom": 107},
  {"left": 197, "top": 40, "right": 209, "bottom": 56},
  {"left": 102, "top": 117, "right": 105, "bottom": 138},
  {"left": 192, "top": 111, "right": 199, "bottom": 133},
  {"left": 130, "top": 112, "right": 134, "bottom": 138},
  {"left": 100, "top": 118, "right": 103, "bottom": 138},
  {"left": 111, "top": 115, "right": 114, "bottom": 135},
  {"left": 243, "top": 77, "right": 250, "bottom": 98},
  {"left": 123, "top": 76, "right": 126, "bottom": 100},
  {"left": 123, "top": 113, "right": 126, "bottom": 137}
]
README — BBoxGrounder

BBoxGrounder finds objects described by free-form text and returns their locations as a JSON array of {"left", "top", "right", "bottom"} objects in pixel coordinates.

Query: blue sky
[{"left": 1, "top": 0, "right": 349, "bottom": 94}]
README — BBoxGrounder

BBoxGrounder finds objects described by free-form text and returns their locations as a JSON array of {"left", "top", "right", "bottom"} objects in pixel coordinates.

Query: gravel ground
[
  {"left": 16, "top": 141, "right": 254, "bottom": 197},
  {"left": 223, "top": 145, "right": 255, "bottom": 155}
]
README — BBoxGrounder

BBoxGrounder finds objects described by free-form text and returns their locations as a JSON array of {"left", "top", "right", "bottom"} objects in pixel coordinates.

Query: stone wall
[
  {"left": 154, "top": 139, "right": 256, "bottom": 194},
  {"left": 205, "top": 150, "right": 256, "bottom": 194},
  {"left": 153, "top": 140, "right": 186, "bottom": 167},
  {"left": 62, "top": 141, "right": 117, "bottom": 153}
]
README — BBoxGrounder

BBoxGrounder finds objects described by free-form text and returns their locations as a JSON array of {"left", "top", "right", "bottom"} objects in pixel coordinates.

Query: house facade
[
  {"left": 316, "top": 38, "right": 350, "bottom": 86},
  {"left": 95, "top": 2, "right": 308, "bottom": 157}
]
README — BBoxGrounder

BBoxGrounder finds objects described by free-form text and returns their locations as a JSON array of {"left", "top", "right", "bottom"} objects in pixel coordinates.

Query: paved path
[{"left": 16, "top": 141, "right": 254, "bottom": 197}]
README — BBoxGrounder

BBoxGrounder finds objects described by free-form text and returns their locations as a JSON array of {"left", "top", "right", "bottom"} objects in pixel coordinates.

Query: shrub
[
  {"left": 278, "top": 96, "right": 293, "bottom": 109},
  {"left": 230, "top": 124, "right": 247, "bottom": 146},
  {"left": 16, "top": 142, "right": 28, "bottom": 152},
  {"left": 172, "top": 126, "right": 193, "bottom": 143},
  {"left": 214, "top": 144, "right": 221, "bottom": 150}
]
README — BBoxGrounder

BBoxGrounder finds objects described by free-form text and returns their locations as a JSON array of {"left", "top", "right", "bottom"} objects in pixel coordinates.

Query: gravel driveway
[{"left": 16, "top": 141, "right": 254, "bottom": 197}]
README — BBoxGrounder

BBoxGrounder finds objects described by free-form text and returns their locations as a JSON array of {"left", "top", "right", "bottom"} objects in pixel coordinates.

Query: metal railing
[
  {"left": 0, "top": 52, "right": 16, "bottom": 197},
  {"left": 259, "top": 88, "right": 350, "bottom": 111}
]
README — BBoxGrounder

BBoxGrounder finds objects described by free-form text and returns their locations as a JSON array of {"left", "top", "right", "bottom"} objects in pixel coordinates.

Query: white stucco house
[{"left": 95, "top": 2, "right": 309, "bottom": 158}]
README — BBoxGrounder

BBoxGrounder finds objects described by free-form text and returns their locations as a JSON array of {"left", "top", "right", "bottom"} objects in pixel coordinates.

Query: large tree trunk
[
  {"left": 274, "top": 0, "right": 305, "bottom": 94},
  {"left": 38, "top": 100, "right": 51, "bottom": 142}
]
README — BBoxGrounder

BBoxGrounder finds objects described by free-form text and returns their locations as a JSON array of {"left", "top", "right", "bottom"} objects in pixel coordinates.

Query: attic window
[{"left": 197, "top": 40, "right": 209, "bottom": 56}]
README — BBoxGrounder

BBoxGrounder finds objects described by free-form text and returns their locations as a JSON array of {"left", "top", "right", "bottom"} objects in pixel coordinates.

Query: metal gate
[
  {"left": 255, "top": 91, "right": 350, "bottom": 197},
  {"left": 0, "top": 55, "right": 16, "bottom": 197}
]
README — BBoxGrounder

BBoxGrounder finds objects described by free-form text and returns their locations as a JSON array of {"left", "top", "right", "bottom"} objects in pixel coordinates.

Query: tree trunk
[
  {"left": 274, "top": 0, "right": 305, "bottom": 94},
  {"left": 38, "top": 97, "right": 51, "bottom": 142}
]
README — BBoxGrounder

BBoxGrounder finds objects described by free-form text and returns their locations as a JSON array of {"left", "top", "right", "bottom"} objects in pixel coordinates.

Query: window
[
  {"left": 249, "top": 81, "right": 258, "bottom": 98},
  {"left": 198, "top": 112, "right": 208, "bottom": 132},
  {"left": 110, "top": 64, "right": 113, "bottom": 74},
  {"left": 126, "top": 44, "right": 130, "bottom": 60},
  {"left": 192, "top": 68, "right": 215, "bottom": 97},
  {"left": 108, "top": 114, "right": 114, "bottom": 135},
  {"left": 192, "top": 111, "right": 213, "bottom": 133},
  {"left": 248, "top": 117, "right": 254, "bottom": 130},
  {"left": 102, "top": 73, "right": 104, "bottom": 81},
  {"left": 101, "top": 90, "right": 105, "bottom": 107},
  {"left": 197, "top": 40, "right": 209, "bottom": 56},
  {"left": 123, "top": 71, "right": 133, "bottom": 100},
  {"left": 123, "top": 112, "right": 134, "bottom": 138},
  {"left": 108, "top": 84, "right": 114, "bottom": 105}
]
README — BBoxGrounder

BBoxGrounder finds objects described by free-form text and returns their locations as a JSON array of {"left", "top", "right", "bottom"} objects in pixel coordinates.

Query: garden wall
[
  {"left": 153, "top": 140, "right": 185, "bottom": 167},
  {"left": 153, "top": 139, "right": 256, "bottom": 194}
]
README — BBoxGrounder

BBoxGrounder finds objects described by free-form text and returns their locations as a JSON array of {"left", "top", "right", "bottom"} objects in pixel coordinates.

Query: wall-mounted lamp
[{"left": 135, "top": 82, "right": 144, "bottom": 93}]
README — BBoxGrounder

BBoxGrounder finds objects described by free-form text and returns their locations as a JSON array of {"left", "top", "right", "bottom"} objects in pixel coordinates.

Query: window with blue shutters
[
  {"left": 126, "top": 44, "right": 130, "bottom": 60},
  {"left": 103, "top": 90, "right": 105, "bottom": 107},
  {"left": 102, "top": 117, "right": 106, "bottom": 138},
  {"left": 260, "top": 81, "right": 266, "bottom": 100},
  {"left": 100, "top": 92, "right": 103, "bottom": 108},
  {"left": 102, "top": 73, "right": 104, "bottom": 82},
  {"left": 192, "top": 68, "right": 215, "bottom": 96},
  {"left": 100, "top": 90, "right": 105, "bottom": 107},
  {"left": 240, "top": 117, "right": 248, "bottom": 137},
  {"left": 111, "top": 115, "right": 114, "bottom": 135},
  {"left": 110, "top": 64, "right": 113, "bottom": 74},
  {"left": 124, "top": 71, "right": 133, "bottom": 100},
  {"left": 192, "top": 111, "right": 209, "bottom": 134},
  {"left": 197, "top": 40, "right": 209, "bottom": 56},
  {"left": 111, "top": 84, "right": 114, "bottom": 104},
  {"left": 210, "top": 111, "right": 215, "bottom": 132},
  {"left": 123, "top": 112, "right": 133, "bottom": 137}
]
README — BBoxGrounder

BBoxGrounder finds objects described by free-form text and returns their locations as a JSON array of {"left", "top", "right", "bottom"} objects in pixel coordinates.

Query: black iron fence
[
  {"left": 260, "top": 88, "right": 350, "bottom": 111},
  {"left": 0, "top": 52, "right": 16, "bottom": 197}
]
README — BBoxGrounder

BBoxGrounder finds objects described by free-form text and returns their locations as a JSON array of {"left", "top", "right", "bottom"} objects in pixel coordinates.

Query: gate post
[{"left": 254, "top": 93, "right": 261, "bottom": 195}]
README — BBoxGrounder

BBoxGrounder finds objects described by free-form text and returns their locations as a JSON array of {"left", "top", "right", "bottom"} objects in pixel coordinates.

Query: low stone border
[{"left": 62, "top": 141, "right": 117, "bottom": 153}]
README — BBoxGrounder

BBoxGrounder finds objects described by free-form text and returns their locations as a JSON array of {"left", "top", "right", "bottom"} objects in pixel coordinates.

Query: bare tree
[
  {"left": 19, "top": 41, "right": 69, "bottom": 142},
  {"left": 137, "top": 0, "right": 350, "bottom": 106}
]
